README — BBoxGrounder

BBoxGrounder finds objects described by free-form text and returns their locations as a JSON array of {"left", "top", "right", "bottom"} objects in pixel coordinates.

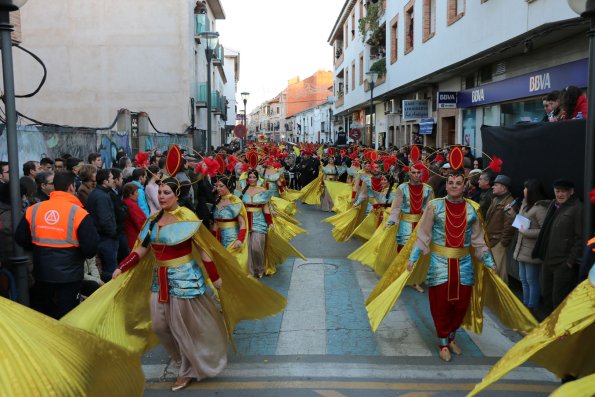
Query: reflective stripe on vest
[{"left": 30, "top": 203, "right": 80, "bottom": 246}]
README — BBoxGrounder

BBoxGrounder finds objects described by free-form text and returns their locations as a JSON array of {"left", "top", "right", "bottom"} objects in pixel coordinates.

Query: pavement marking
[
  {"left": 399, "top": 393, "right": 437, "bottom": 397},
  {"left": 314, "top": 390, "right": 348, "bottom": 397},
  {"left": 276, "top": 258, "right": 327, "bottom": 354},
  {"left": 145, "top": 380, "right": 557, "bottom": 393}
]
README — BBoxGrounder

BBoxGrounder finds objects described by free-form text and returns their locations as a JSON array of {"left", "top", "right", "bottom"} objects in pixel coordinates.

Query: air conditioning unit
[{"left": 384, "top": 99, "right": 399, "bottom": 115}]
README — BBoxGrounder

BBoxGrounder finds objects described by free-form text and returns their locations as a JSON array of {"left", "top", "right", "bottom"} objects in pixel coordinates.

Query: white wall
[{"left": 7, "top": 0, "right": 197, "bottom": 133}]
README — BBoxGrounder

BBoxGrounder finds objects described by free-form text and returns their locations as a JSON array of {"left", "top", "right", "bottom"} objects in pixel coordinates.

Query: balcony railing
[
  {"left": 196, "top": 83, "right": 207, "bottom": 103},
  {"left": 336, "top": 95, "right": 344, "bottom": 108},
  {"left": 213, "top": 44, "right": 224, "bottom": 66},
  {"left": 194, "top": 14, "right": 211, "bottom": 37}
]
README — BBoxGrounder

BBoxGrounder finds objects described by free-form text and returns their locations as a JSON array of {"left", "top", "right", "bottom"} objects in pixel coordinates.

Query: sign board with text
[
  {"left": 437, "top": 92, "right": 457, "bottom": 108},
  {"left": 402, "top": 100, "right": 430, "bottom": 120}
]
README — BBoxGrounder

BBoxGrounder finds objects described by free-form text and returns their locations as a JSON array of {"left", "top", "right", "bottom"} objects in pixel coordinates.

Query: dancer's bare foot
[{"left": 413, "top": 283, "right": 424, "bottom": 293}]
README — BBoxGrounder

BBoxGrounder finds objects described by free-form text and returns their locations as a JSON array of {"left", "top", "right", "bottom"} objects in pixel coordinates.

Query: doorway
[{"left": 441, "top": 116, "right": 456, "bottom": 147}]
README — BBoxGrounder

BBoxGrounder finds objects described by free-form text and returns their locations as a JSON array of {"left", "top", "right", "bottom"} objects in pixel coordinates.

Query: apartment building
[
  {"left": 11, "top": 0, "right": 236, "bottom": 150},
  {"left": 248, "top": 70, "right": 333, "bottom": 143},
  {"left": 328, "top": 0, "right": 585, "bottom": 154}
]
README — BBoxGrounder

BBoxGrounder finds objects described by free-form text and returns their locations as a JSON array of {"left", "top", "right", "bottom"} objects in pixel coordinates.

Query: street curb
[{"left": 142, "top": 361, "right": 558, "bottom": 383}]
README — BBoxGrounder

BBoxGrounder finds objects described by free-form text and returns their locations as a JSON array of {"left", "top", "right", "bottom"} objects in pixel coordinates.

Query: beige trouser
[{"left": 491, "top": 242, "right": 509, "bottom": 283}]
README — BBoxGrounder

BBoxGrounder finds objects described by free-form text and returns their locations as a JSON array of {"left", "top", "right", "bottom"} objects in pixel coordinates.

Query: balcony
[
  {"left": 196, "top": 82, "right": 208, "bottom": 104},
  {"left": 194, "top": 14, "right": 211, "bottom": 40},
  {"left": 334, "top": 47, "right": 344, "bottom": 68},
  {"left": 212, "top": 44, "right": 224, "bottom": 66},
  {"left": 336, "top": 94, "right": 344, "bottom": 108}
]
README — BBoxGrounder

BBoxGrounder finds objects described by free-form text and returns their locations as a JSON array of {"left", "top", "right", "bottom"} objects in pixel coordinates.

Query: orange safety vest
[
  {"left": 25, "top": 192, "right": 88, "bottom": 248},
  {"left": 589, "top": 237, "right": 595, "bottom": 252}
]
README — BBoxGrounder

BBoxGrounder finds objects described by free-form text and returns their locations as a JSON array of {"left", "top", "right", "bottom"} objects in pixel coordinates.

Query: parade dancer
[
  {"left": 386, "top": 161, "right": 434, "bottom": 292},
  {"left": 366, "top": 148, "right": 537, "bottom": 363}
]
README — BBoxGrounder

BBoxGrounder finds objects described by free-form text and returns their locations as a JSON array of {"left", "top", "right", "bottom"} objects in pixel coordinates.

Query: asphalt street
[{"left": 142, "top": 202, "right": 559, "bottom": 396}]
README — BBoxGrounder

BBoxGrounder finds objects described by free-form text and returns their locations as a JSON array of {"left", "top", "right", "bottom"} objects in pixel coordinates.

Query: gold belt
[
  {"left": 246, "top": 207, "right": 263, "bottom": 213},
  {"left": 401, "top": 213, "right": 422, "bottom": 223},
  {"left": 155, "top": 254, "right": 193, "bottom": 268},
  {"left": 217, "top": 220, "right": 239, "bottom": 229},
  {"left": 429, "top": 243, "right": 470, "bottom": 259}
]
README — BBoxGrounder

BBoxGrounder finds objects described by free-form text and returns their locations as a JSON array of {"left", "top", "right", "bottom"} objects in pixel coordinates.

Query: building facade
[
  {"left": 328, "top": 0, "right": 586, "bottom": 154},
  {"left": 10, "top": 0, "right": 236, "bottom": 151}
]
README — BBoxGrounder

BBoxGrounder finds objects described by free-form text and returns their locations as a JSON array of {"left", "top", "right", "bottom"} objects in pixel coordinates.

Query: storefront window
[
  {"left": 462, "top": 109, "right": 477, "bottom": 156},
  {"left": 483, "top": 105, "right": 500, "bottom": 126},
  {"left": 500, "top": 98, "right": 543, "bottom": 125}
]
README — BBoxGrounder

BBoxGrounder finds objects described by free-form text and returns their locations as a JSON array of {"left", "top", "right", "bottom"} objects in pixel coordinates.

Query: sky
[{"left": 217, "top": 0, "right": 345, "bottom": 114}]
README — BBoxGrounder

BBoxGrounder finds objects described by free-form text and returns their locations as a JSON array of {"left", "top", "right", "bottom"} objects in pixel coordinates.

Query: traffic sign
[
  {"left": 234, "top": 125, "right": 247, "bottom": 138},
  {"left": 349, "top": 128, "right": 361, "bottom": 140}
]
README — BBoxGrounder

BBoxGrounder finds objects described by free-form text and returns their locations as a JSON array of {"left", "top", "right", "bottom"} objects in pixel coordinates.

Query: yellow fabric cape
[
  {"left": 467, "top": 279, "right": 595, "bottom": 397},
  {"left": 61, "top": 207, "right": 287, "bottom": 354},
  {"left": 223, "top": 194, "right": 250, "bottom": 274},
  {"left": 349, "top": 221, "right": 399, "bottom": 276},
  {"left": 365, "top": 199, "right": 537, "bottom": 335},
  {"left": 272, "top": 213, "right": 306, "bottom": 241},
  {"left": 324, "top": 180, "right": 352, "bottom": 213},
  {"left": 549, "top": 373, "right": 595, "bottom": 397},
  {"left": 351, "top": 209, "right": 381, "bottom": 241},
  {"left": 299, "top": 170, "right": 324, "bottom": 206},
  {"left": 1, "top": 297, "right": 144, "bottom": 397},
  {"left": 271, "top": 195, "right": 297, "bottom": 216},
  {"left": 322, "top": 200, "right": 367, "bottom": 242},
  {"left": 283, "top": 188, "right": 303, "bottom": 202}
]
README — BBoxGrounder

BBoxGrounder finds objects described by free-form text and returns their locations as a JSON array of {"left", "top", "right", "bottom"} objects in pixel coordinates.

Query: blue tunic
[
  {"left": 137, "top": 221, "right": 208, "bottom": 298},
  {"left": 395, "top": 183, "right": 434, "bottom": 246},
  {"left": 241, "top": 189, "right": 272, "bottom": 235},
  {"left": 213, "top": 202, "right": 243, "bottom": 247}
]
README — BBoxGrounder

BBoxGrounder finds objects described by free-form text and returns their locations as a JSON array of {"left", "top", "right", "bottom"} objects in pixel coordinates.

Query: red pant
[{"left": 428, "top": 283, "right": 472, "bottom": 339}]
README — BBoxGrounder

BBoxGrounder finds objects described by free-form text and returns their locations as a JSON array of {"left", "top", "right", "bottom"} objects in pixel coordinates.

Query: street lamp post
[
  {"left": 366, "top": 71, "right": 379, "bottom": 149},
  {"left": 200, "top": 31, "right": 219, "bottom": 154},
  {"left": 0, "top": 0, "right": 30, "bottom": 305},
  {"left": 568, "top": 0, "right": 595, "bottom": 244},
  {"left": 241, "top": 91, "right": 249, "bottom": 148}
]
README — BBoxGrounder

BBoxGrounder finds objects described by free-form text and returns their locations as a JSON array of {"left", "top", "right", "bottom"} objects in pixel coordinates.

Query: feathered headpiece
[
  {"left": 488, "top": 155, "right": 503, "bottom": 173},
  {"left": 134, "top": 152, "right": 149, "bottom": 168},
  {"left": 195, "top": 157, "right": 220, "bottom": 177}
]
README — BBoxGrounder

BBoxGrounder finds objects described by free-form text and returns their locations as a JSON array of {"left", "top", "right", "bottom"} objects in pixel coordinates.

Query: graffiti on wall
[
  {"left": 97, "top": 131, "right": 132, "bottom": 168},
  {"left": 143, "top": 134, "right": 192, "bottom": 153}
]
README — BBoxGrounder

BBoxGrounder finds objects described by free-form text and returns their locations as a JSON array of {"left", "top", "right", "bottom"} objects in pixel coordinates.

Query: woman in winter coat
[
  {"left": 512, "top": 179, "right": 548, "bottom": 312},
  {"left": 122, "top": 182, "right": 147, "bottom": 250}
]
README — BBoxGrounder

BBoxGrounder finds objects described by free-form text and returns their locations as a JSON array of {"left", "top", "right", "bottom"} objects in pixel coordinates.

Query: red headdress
[
  {"left": 246, "top": 150, "right": 259, "bottom": 168},
  {"left": 381, "top": 155, "right": 396, "bottom": 172},
  {"left": 448, "top": 146, "right": 464, "bottom": 171},
  {"left": 411, "top": 161, "right": 430, "bottom": 183},
  {"left": 327, "top": 147, "right": 336, "bottom": 157},
  {"left": 590, "top": 188, "right": 595, "bottom": 204},
  {"left": 165, "top": 144, "right": 183, "bottom": 176},
  {"left": 410, "top": 145, "right": 421, "bottom": 163},
  {"left": 134, "top": 151, "right": 149, "bottom": 168},
  {"left": 434, "top": 154, "right": 446, "bottom": 163},
  {"left": 215, "top": 154, "right": 226, "bottom": 175}
]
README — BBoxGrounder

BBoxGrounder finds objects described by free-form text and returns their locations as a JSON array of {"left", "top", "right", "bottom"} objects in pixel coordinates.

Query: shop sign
[
  {"left": 418, "top": 119, "right": 434, "bottom": 135},
  {"left": 402, "top": 100, "right": 430, "bottom": 120},
  {"left": 437, "top": 92, "right": 457, "bottom": 109},
  {"left": 458, "top": 58, "right": 587, "bottom": 108}
]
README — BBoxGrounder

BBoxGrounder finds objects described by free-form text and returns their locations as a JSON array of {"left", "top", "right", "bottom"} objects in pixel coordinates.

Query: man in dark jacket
[
  {"left": 15, "top": 171, "right": 99, "bottom": 318},
  {"left": 86, "top": 169, "right": 118, "bottom": 282},
  {"left": 533, "top": 179, "right": 582, "bottom": 315},
  {"left": 34, "top": 171, "right": 54, "bottom": 202},
  {"left": 297, "top": 151, "right": 319, "bottom": 188}
]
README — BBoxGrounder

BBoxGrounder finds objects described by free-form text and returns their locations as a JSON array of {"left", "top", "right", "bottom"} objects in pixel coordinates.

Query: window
[
  {"left": 351, "top": 12, "right": 356, "bottom": 40},
  {"left": 359, "top": 0, "right": 363, "bottom": 20},
  {"left": 359, "top": 52, "right": 364, "bottom": 85},
  {"left": 277, "top": 107, "right": 280, "bottom": 114},
  {"left": 345, "top": 69, "right": 349, "bottom": 94},
  {"left": 447, "top": 0, "right": 465, "bottom": 26},
  {"left": 345, "top": 24, "right": 349, "bottom": 48},
  {"left": 423, "top": 0, "right": 436, "bottom": 42},
  {"left": 405, "top": 1, "right": 414, "bottom": 55},
  {"left": 352, "top": 62, "right": 355, "bottom": 91},
  {"left": 390, "top": 14, "right": 398, "bottom": 64}
]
